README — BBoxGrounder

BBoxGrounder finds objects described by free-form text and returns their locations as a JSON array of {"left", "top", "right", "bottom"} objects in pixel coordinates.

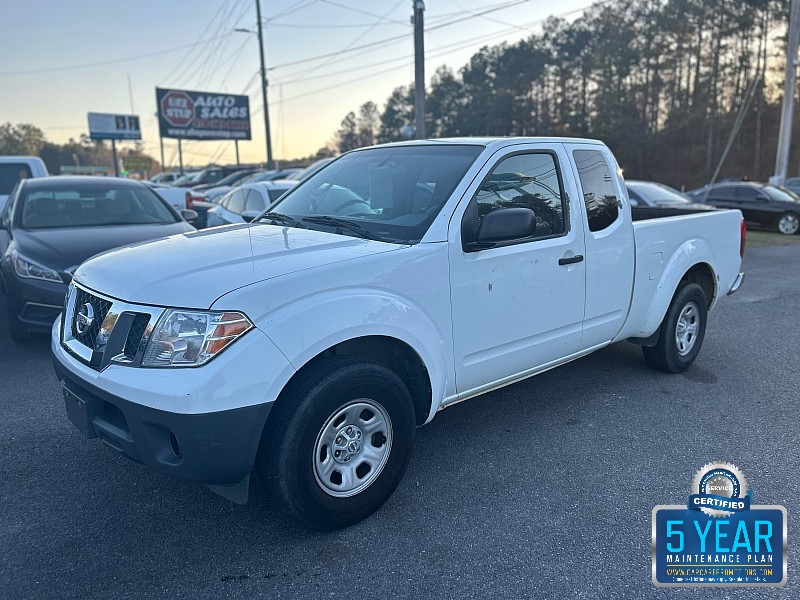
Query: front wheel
[
  {"left": 257, "top": 357, "right": 416, "bottom": 530},
  {"left": 642, "top": 282, "right": 707, "bottom": 373},
  {"left": 777, "top": 212, "right": 800, "bottom": 235}
]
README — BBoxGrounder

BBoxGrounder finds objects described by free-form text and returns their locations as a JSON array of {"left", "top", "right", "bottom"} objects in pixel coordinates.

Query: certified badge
[
  {"left": 651, "top": 462, "right": 787, "bottom": 587},
  {"left": 690, "top": 462, "right": 750, "bottom": 517}
]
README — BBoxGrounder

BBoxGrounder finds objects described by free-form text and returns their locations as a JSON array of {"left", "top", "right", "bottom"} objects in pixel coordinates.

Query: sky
[{"left": 0, "top": 0, "right": 592, "bottom": 169}]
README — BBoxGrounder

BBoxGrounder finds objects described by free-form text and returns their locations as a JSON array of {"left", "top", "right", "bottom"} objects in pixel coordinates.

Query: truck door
[
  {"left": 565, "top": 143, "right": 635, "bottom": 349},
  {"left": 448, "top": 144, "right": 587, "bottom": 394}
]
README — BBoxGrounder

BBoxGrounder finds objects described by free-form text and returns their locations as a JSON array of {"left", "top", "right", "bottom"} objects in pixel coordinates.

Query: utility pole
[
  {"left": 255, "top": 0, "right": 275, "bottom": 169},
  {"left": 772, "top": 0, "right": 800, "bottom": 186},
  {"left": 413, "top": 0, "right": 425, "bottom": 139}
]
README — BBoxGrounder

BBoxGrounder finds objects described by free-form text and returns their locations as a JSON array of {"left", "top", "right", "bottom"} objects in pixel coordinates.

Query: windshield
[
  {"left": 266, "top": 144, "right": 483, "bottom": 243},
  {"left": 627, "top": 181, "right": 691, "bottom": 205},
  {"left": 764, "top": 185, "right": 800, "bottom": 203},
  {"left": 212, "top": 170, "right": 255, "bottom": 187},
  {"left": 173, "top": 172, "right": 200, "bottom": 187},
  {"left": 18, "top": 183, "right": 178, "bottom": 229},
  {"left": 293, "top": 158, "right": 335, "bottom": 182}
]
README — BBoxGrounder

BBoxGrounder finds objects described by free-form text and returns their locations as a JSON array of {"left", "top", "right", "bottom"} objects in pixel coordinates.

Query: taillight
[
  {"left": 740, "top": 218, "right": 746, "bottom": 258},
  {"left": 185, "top": 191, "right": 194, "bottom": 210}
]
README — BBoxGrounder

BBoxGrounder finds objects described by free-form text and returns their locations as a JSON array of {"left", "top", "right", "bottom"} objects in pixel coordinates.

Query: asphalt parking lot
[{"left": 1, "top": 234, "right": 799, "bottom": 599}]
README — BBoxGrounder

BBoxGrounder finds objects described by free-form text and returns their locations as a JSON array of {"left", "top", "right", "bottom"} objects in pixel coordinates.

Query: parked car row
[
  {"left": 686, "top": 182, "right": 800, "bottom": 235},
  {"left": 0, "top": 177, "right": 196, "bottom": 341},
  {"left": 623, "top": 178, "right": 800, "bottom": 235}
]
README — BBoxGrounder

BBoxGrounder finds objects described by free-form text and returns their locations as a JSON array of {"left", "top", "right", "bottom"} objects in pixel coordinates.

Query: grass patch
[{"left": 745, "top": 230, "right": 800, "bottom": 248}]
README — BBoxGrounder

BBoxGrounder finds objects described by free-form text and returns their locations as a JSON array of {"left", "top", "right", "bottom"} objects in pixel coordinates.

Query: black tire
[
  {"left": 642, "top": 282, "right": 707, "bottom": 373},
  {"left": 257, "top": 357, "right": 416, "bottom": 530},
  {"left": 777, "top": 212, "right": 800, "bottom": 235}
]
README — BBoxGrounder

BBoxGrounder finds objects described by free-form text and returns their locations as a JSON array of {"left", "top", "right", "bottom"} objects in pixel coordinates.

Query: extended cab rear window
[{"left": 573, "top": 149, "right": 619, "bottom": 232}]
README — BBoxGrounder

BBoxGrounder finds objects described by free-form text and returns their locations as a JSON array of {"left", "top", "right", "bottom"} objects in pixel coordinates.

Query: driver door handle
[{"left": 558, "top": 254, "right": 584, "bottom": 266}]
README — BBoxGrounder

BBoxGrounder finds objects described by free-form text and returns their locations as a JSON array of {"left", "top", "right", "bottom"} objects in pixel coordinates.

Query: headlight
[
  {"left": 11, "top": 249, "right": 63, "bottom": 283},
  {"left": 142, "top": 309, "right": 253, "bottom": 367}
]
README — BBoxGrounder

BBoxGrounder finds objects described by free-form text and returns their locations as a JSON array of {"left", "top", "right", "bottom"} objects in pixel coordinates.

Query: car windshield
[
  {"left": 173, "top": 172, "right": 200, "bottom": 186},
  {"left": 764, "top": 185, "right": 800, "bottom": 203},
  {"left": 293, "top": 158, "right": 335, "bottom": 183},
  {"left": 265, "top": 144, "right": 483, "bottom": 243},
  {"left": 212, "top": 170, "right": 254, "bottom": 187},
  {"left": 18, "top": 183, "right": 178, "bottom": 229},
  {"left": 627, "top": 181, "right": 691, "bottom": 205}
]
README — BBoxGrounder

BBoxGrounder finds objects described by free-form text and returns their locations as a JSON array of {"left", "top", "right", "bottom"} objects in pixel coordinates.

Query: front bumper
[
  {"left": 51, "top": 316, "right": 293, "bottom": 490},
  {"left": 1, "top": 264, "right": 66, "bottom": 330}
]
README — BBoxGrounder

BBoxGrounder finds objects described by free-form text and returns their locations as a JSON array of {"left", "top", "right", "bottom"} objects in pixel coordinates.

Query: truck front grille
[
  {"left": 71, "top": 288, "right": 112, "bottom": 349},
  {"left": 62, "top": 284, "right": 163, "bottom": 371}
]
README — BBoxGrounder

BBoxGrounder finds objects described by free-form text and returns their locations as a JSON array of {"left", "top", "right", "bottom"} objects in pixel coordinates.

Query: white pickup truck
[
  {"left": 52, "top": 138, "right": 745, "bottom": 530},
  {"left": 0, "top": 155, "right": 48, "bottom": 213}
]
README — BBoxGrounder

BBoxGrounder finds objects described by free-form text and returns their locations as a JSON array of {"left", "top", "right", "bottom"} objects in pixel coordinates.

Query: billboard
[
  {"left": 87, "top": 112, "right": 141, "bottom": 140},
  {"left": 156, "top": 87, "right": 252, "bottom": 141}
]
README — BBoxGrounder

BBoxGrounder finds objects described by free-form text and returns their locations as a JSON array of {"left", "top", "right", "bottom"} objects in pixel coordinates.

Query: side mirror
[
  {"left": 181, "top": 209, "right": 199, "bottom": 222},
  {"left": 756, "top": 195, "right": 770, "bottom": 203},
  {"left": 475, "top": 208, "right": 537, "bottom": 245},
  {"left": 241, "top": 210, "right": 261, "bottom": 223}
]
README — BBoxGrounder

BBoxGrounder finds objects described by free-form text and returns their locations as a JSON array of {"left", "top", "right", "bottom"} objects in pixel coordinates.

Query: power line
[
  {"left": 0, "top": 33, "right": 236, "bottom": 77},
  {"left": 159, "top": 2, "right": 233, "bottom": 85},
  {"left": 266, "top": 0, "right": 320, "bottom": 23},
  {"left": 289, "top": 0, "right": 406, "bottom": 83},
  {"left": 319, "top": 0, "right": 408, "bottom": 25},
  {"left": 266, "top": 21, "right": 408, "bottom": 29},
  {"left": 267, "top": 0, "right": 534, "bottom": 73}
]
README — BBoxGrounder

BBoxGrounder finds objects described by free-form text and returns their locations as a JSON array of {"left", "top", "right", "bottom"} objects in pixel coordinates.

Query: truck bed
[{"left": 617, "top": 208, "right": 744, "bottom": 342}]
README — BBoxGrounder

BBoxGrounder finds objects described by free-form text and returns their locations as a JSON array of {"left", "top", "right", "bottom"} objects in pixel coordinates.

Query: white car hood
[{"left": 74, "top": 223, "right": 401, "bottom": 308}]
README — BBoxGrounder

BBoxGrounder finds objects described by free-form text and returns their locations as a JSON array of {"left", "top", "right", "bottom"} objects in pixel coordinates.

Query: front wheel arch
[{"left": 256, "top": 356, "right": 416, "bottom": 529}]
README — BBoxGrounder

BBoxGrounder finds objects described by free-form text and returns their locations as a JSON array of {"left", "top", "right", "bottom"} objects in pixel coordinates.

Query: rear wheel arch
[{"left": 681, "top": 262, "right": 716, "bottom": 309}]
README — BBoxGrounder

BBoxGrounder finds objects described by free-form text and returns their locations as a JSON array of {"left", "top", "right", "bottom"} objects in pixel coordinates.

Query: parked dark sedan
[
  {"left": 686, "top": 182, "right": 800, "bottom": 235},
  {"left": 0, "top": 177, "right": 196, "bottom": 341},
  {"left": 626, "top": 180, "right": 715, "bottom": 210}
]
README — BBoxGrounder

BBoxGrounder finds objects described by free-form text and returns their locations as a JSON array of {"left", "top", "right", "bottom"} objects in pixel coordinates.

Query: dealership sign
[
  {"left": 156, "top": 87, "right": 251, "bottom": 141},
  {"left": 87, "top": 112, "right": 141, "bottom": 141}
]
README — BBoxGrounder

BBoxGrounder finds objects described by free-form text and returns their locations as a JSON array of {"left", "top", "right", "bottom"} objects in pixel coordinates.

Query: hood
[
  {"left": 74, "top": 223, "right": 401, "bottom": 308},
  {"left": 13, "top": 222, "right": 195, "bottom": 274}
]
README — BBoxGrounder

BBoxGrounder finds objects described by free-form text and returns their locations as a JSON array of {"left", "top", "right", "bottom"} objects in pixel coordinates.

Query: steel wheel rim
[
  {"left": 313, "top": 399, "right": 393, "bottom": 498},
  {"left": 675, "top": 301, "right": 700, "bottom": 356},
  {"left": 778, "top": 214, "right": 799, "bottom": 235}
]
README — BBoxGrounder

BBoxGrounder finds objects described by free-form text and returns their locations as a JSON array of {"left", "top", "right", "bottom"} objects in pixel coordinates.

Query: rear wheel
[
  {"left": 777, "top": 212, "right": 799, "bottom": 235},
  {"left": 642, "top": 282, "right": 707, "bottom": 373},
  {"left": 257, "top": 357, "right": 415, "bottom": 530}
]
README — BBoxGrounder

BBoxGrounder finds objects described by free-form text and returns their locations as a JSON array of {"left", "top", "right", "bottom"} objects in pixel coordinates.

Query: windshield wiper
[
  {"left": 302, "top": 215, "right": 385, "bottom": 241},
  {"left": 257, "top": 212, "right": 307, "bottom": 229}
]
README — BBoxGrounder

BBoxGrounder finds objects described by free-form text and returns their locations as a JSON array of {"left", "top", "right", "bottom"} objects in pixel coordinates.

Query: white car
[
  {"left": 206, "top": 181, "right": 295, "bottom": 227},
  {"left": 0, "top": 156, "right": 48, "bottom": 212},
  {"left": 150, "top": 172, "right": 180, "bottom": 185}
]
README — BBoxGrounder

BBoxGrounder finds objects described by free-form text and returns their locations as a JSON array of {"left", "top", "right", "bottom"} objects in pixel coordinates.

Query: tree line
[{"left": 335, "top": 0, "right": 792, "bottom": 190}]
